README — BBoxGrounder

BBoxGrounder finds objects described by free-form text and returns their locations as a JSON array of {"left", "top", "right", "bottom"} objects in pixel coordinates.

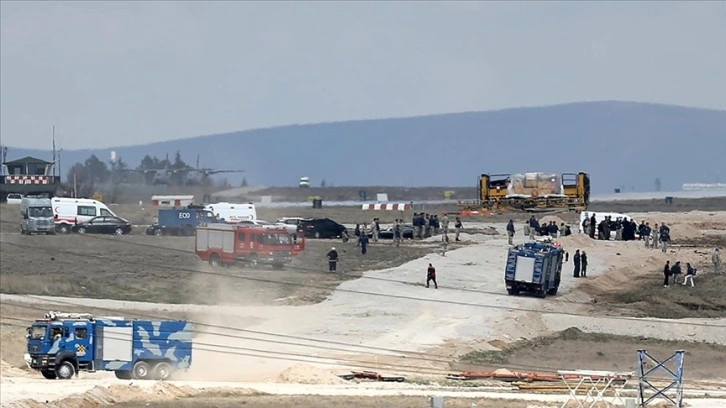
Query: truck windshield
[
  {"left": 29, "top": 207, "right": 53, "bottom": 217},
  {"left": 30, "top": 325, "right": 47, "bottom": 340},
  {"left": 262, "top": 234, "right": 292, "bottom": 245}
]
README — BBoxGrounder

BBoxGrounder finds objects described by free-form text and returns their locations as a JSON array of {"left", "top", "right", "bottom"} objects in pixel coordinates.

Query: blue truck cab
[
  {"left": 504, "top": 242, "right": 564, "bottom": 298},
  {"left": 146, "top": 206, "right": 218, "bottom": 236},
  {"left": 25, "top": 311, "right": 193, "bottom": 380}
]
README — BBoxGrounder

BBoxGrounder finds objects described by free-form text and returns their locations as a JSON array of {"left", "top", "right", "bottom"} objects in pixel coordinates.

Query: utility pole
[{"left": 52, "top": 126, "right": 57, "bottom": 177}]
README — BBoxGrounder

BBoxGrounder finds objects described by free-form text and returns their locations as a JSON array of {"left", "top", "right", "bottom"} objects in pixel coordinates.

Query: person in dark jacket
[
  {"left": 670, "top": 261, "right": 682, "bottom": 286},
  {"left": 663, "top": 260, "right": 671, "bottom": 287},
  {"left": 359, "top": 234, "right": 369, "bottom": 255},
  {"left": 589, "top": 214, "right": 597, "bottom": 239},
  {"left": 683, "top": 263, "right": 696, "bottom": 287},
  {"left": 326, "top": 247, "right": 338, "bottom": 272},
  {"left": 354, "top": 224, "right": 361, "bottom": 247},
  {"left": 506, "top": 220, "right": 515, "bottom": 245},
  {"left": 426, "top": 263, "right": 438, "bottom": 289},
  {"left": 573, "top": 249, "right": 581, "bottom": 278},
  {"left": 581, "top": 251, "right": 588, "bottom": 277}
]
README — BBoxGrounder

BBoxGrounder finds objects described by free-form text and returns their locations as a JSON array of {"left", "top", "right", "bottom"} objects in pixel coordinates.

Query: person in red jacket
[{"left": 426, "top": 263, "right": 438, "bottom": 289}]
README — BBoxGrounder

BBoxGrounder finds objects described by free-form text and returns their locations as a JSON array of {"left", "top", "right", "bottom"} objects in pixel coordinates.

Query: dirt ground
[{"left": 1, "top": 197, "right": 725, "bottom": 407}]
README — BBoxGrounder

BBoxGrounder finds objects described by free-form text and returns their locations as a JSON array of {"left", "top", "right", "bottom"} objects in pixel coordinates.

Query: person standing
[
  {"left": 581, "top": 251, "right": 588, "bottom": 277},
  {"left": 393, "top": 220, "right": 402, "bottom": 247},
  {"left": 441, "top": 234, "right": 449, "bottom": 256},
  {"left": 660, "top": 224, "right": 671, "bottom": 254},
  {"left": 651, "top": 223, "right": 659, "bottom": 249},
  {"left": 683, "top": 263, "right": 696, "bottom": 287},
  {"left": 441, "top": 213, "right": 449, "bottom": 235},
  {"left": 426, "top": 263, "right": 438, "bottom": 289},
  {"left": 589, "top": 214, "right": 597, "bottom": 239},
  {"left": 643, "top": 223, "right": 652, "bottom": 248},
  {"left": 713, "top": 248, "right": 721, "bottom": 274},
  {"left": 670, "top": 261, "right": 682, "bottom": 286},
  {"left": 340, "top": 229, "right": 349, "bottom": 252},
  {"left": 359, "top": 233, "right": 369, "bottom": 255},
  {"left": 454, "top": 217, "right": 463, "bottom": 242},
  {"left": 663, "top": 261, "right": 671, "bottom": 288},
  {"left": 573, "top": 249, "right": 581, "bottom": 278},
  {"left": 506, "top": 220, "right": 515, "bottom": 245},
  {"left": 326, "top": 247, "right": 338, "bottom": 272}
]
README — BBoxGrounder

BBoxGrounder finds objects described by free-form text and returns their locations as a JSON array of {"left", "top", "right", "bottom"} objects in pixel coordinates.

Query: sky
[{"left": 1, "top": 1, "right": 725, "bottom": 150}]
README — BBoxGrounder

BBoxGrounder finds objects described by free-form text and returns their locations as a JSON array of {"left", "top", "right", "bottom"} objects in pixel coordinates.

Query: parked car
[
  {"left": 71, "top": 216, "right": 132, "bottom": 235},
  {"left": 377, "top": 224, "right": 415, "bottom": 240},
  {"left": 300, "top": 218, "right": 347, "bottom": 239},
  {"left": 6, "top": 193, "right": 23, "bottom": 205},
  {"left": 275, "top": 217, "right": 307, "bottom": 234}
]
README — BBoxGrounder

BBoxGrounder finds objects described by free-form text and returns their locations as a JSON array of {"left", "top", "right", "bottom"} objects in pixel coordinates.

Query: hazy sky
[{"left": 1, "top": 1, "right": 724, "bottom": 150}]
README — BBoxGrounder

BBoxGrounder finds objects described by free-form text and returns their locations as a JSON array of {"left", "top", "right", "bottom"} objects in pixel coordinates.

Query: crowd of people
[
  {"left": 580, "top": 213, "right": 673, "bottom": 252},
  {"left": 328, "top": 211, "right": 722, "bottom": 294}
]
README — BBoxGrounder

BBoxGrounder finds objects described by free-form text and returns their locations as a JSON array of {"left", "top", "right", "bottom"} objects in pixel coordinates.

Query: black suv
[{"left": 300, "top": 218, "right": 347, "bottom": 239}]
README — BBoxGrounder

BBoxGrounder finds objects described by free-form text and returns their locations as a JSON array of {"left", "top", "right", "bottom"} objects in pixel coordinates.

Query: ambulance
[
  {"left": 52, "top": 197, "right": 117, "bottom": 233},
  {"left": 204, "top": 202, "right": 257, "bottom": 223}
]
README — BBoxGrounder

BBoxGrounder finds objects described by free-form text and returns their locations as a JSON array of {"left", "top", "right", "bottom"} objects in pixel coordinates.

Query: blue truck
[
  {"left": 504, "top": 242, "right": 564, "bottom": 298},
  {"left": 25, "top": 311, "right": 193, "bottom": 380},
  {"left": 146, "top": 206, "right": 219, "bottom": 236}
]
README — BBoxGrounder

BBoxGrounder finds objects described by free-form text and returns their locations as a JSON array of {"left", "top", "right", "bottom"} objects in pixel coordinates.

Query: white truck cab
[{"left": 52, "top": 197, "right": 117, "bottom": 233}]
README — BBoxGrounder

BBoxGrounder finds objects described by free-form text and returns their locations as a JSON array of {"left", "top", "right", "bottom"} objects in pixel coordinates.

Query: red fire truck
[{"left": 195, "top": 224, "right": 305, "bottom": 269}]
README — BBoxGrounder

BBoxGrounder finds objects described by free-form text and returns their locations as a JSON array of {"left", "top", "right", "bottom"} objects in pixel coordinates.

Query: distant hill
[{"left": 4, "top": 101, "right": 725, "bottom": 194}]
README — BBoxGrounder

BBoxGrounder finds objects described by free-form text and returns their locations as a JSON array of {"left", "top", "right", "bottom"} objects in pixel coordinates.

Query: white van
[
  {"left": 204, "top": 202, "right": 256, "bottom": 223},
  {"left": 52, "top": 197, "right": 117, "bottom": 233},
  {"left": 20, "top": 197, "right": 55, "bottom": 235}
]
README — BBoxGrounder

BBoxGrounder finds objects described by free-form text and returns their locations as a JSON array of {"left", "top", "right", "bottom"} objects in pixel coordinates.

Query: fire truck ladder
[{"left": 637, "top": 349, "right": 685, "bottom": 407}]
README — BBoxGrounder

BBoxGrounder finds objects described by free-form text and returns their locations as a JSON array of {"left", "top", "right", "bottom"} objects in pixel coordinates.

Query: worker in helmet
[{"left": 326, "top": 247, "right": 339, "bottom": 272}]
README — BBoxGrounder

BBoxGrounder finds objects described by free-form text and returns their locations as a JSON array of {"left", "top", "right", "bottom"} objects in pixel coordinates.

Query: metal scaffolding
[{"left": 637, "top": 349, "right": 685, "bottom": 407}]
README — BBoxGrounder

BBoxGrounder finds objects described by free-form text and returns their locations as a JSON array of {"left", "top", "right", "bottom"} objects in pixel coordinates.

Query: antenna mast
[{"left": 52, "top": 126, "right": 57, "bottom": 177}]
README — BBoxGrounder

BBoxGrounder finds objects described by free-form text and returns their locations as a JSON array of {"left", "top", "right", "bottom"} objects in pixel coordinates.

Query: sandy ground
[{"left": 1, "top": 201, "right": 725, "bottom": 407}]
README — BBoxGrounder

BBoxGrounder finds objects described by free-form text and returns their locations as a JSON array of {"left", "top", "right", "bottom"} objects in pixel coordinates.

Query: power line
[
  {"left": 2, "top": 239, "right": 723, "bottom": 329},
  {"left": 1, "top": 299, "right": 577, "bottom": 374},
  {"left": 0, "top": 317, "right": 453, "bottom": 376}
]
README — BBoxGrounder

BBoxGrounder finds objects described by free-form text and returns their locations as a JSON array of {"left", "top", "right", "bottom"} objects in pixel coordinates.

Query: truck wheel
[
  {"left": 209, "top": 254, "right": 222, "bottom": 267},
  {"left": 55, "top": 361, "right": 76, "bottom": 380},
  {"left": 114, "top": 370, "right": 133, "bottom": 380},
  {"left": 58, "top": 224, "right": 71, "bottom": 234},
  {"left": 547, "top": 288, "right": 558, "bottom": 296},
  {"left": 41, "top": 369, "right": 57, "bottom": 379},
  {"left": 272, "top": 263, "right": 284, "bottom": 270},
  {"left": 114, "top": 227, "right": 124, "bottom": 235},
  {"left": 132, "top": 361, "right": 151, "bottom": 380},
  {"left": 77, "top": 227, "right": 87, "bottom": 235},
  {"left": 153, "top": 362, "right": 172, "bottom": 381}
]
